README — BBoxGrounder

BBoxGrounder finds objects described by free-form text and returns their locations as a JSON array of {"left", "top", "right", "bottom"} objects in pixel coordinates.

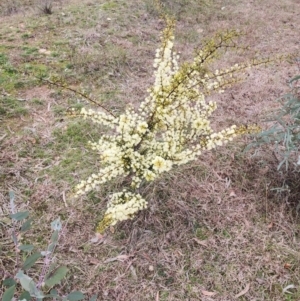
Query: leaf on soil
[
  {"left": 283, "top": 284, "right": 295, "bottom": 294},
  {"left": 0, "top": 217, "right": 11, "bottom": 225},
  {"left": 89, "top": 257, "right": 100, "bottom": 265},
  {"left": 104, "top": 254, "right": 131, "bottom": 263},
  {"left": 90, "top": 233, "right": 105, "bottom": 244},
  {"left": 156, "top": 291, "right": 159, "bottom": 301},
  {"left": 235, "top": 283, "right": 250, "bottom": 298},
  {"left": 267, "top": 222, "right": 273, "bottom": 229},
  {"left": 130, "top": 265, "right": 138, "bottom": 280},
  {"left": 201, "top": 290, "right": 217, "bottom": 296},
  {"left": 229, "top": 190, "right": 237, "bottom": 197},
  {"left": 193, "top": 238, "right": 208, "bottom": 247}
]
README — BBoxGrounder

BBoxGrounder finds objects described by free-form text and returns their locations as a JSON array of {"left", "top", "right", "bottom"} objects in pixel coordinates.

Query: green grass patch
[
  {"left": 22, "top": 46, "right": 39, "bottom": 55},
  {"left": 53, "top": 120, "right": 100, "bottom": 147},
  {"left": 0, "top": 96, "right": 28, "bottom": 117},
  {"left": 23, "top": 62, "right": 49, "bottom": 78},
  {"left": 0, "top": 53, "right": 9, "bottom": 64},
  {"left": 101, "top": 1, "right": 119, "bottom": 11},
  {"left": 0, "top": 54, "right": 49, "bottom": 94},
  {"left": 49, "top": 120, "right": 102, "bottom": 183}
]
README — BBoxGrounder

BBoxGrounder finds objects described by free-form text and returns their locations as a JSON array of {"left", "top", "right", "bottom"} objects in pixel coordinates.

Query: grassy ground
[{"left": 1, "top": 0, "right": 300, "bottom": 300}]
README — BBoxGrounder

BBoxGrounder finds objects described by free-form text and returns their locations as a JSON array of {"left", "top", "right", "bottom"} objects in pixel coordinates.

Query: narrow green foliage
[
  {"left": 3, "top": 201, "right": 87, "bottom": 300},
  {"left": 16, "top": 270, "right": 44, "bottom": 299},
  {"left": 21, "top": 218, "right": 33, "bottom": 232},
  {"left": 45, "top": 267, "right": 69, "bottom": 288},
  {"left": 9, "top": 190, "right": 15, "bottom": 203},
  {"left": 249, "top": 74, "right": 300, "bottom": 170},
  {"left": 49, "top": 289, "right": 59, "bottom": 297},
  {"left": 2, "top": 285, "right": 16, "bottom": 301},
  {"left": 47, "top": 242, "right": 56, "bottom": 253},
  {"left": 18, "top": 244, "right": 34, "bottom": 252},
  {"left": 11, "top": 232, "right": 18, "bottom": 245},
  {"left": 10, "top": 211, "right": 29, "bottom": 221},
  {"left": 22, "top": 252, "right": 42, "bottom": 270},
  {"left": 2, "top": 278, "right": 16, "bottom": 288},
  {"left": 50, "top": 230, "right": 59, "bottom": 244},
  {"left": 67, "top": 291, "right": 85, "bottom": 301},
  {"left": 19, "top": 291, "right": 31, "bottom": 301}
]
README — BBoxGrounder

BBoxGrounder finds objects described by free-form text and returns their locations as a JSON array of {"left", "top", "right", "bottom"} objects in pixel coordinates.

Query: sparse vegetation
[
  {"left": 2, "top": 192, "right": 96, "bottom": 301},
  {"left": 249, "top": 73, "right": 300, "bottom": 170},
  {"left": 1, "top": 0, "right": 300, "bottom": 300}
]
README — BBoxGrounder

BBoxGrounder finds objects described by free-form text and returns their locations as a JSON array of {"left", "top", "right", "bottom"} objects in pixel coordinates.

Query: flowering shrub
[{"left": 70, "top": 18, "right": 263, "bottom": 233}]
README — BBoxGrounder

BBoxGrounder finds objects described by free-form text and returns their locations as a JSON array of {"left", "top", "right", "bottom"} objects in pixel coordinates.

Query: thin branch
[{"left": 37, "top": 77, "right": 116, "bottom": 118}]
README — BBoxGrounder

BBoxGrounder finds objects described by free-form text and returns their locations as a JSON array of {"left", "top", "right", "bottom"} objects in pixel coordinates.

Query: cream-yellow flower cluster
[
  {"left": 105, "top": 191, "right": 147, "bottom": 225},
  {"left": 71, "top": 18, "right": 261, "bottom": 233}
]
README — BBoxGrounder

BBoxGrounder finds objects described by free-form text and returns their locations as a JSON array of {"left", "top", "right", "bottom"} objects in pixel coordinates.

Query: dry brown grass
[{"left": 1, "top": 0, "right": 300, "bottom": 300}]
